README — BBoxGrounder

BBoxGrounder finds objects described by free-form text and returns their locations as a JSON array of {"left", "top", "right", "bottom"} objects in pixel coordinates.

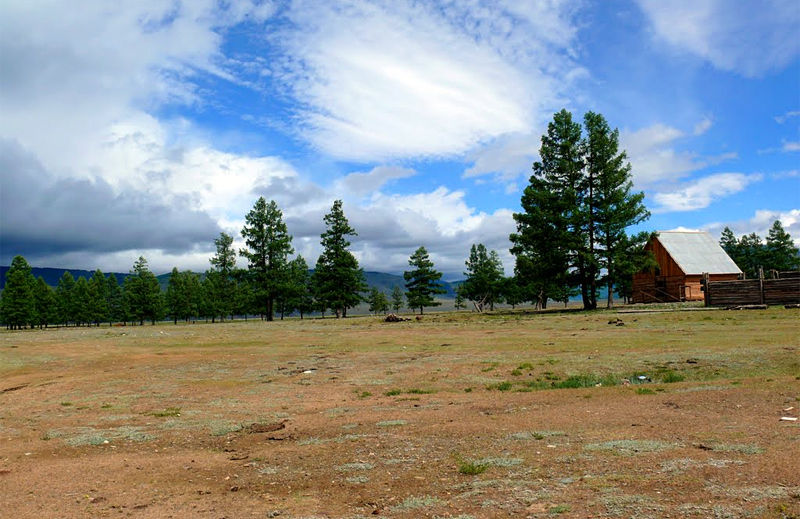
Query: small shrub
[
  {"left": 549, "top": 505, "right": 571, "bottom": 514},
  {"left": 406, "top": 388, "right": 436, "bottom": 394},
  {"left": 486, "top": 381, "right": 513, "bottom": 391},
  {"left": 517, "top": 362, "right": 534, "bottom": 370},
  {"left": 464, "top": 387, "right": 473, "bottom": 393},
  {"left": 385, "top": 389, "right": 402, "bottom": 396},
  {"left": 458, "top": 459, "right": 489, "bottom": 475},
  {"left": 510, "top": 369, "right": 522, "bottom": 376},
  {"left": 661, "top": 371, "right": 685, "bottom": 383},
  {"left": 60, "top": 402, "right": 73, "bottom": 407},
  {"left": 636, "top": 388, "right": 655, "bottom": 395},
  {"left": 481, "top": 362, "right": 500, "bottom": 373},
  {"left": 358, "top": 391, "right": 372, "bottom": 399}
]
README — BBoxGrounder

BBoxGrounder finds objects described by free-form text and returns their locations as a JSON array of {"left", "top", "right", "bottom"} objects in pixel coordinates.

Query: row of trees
[{"left": 719, "top": 221, "right": 799, "bottom": 278}]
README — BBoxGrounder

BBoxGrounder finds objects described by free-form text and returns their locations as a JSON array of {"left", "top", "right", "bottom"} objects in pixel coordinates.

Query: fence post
[
  {"left": 758, "top": 267, "right": 765, "bottom": 305},
  {"left": 703, "top": 272, "right": 710, "bottom": 307}
]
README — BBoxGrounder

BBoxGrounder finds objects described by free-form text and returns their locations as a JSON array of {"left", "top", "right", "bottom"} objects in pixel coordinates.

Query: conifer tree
[
  {"left": 0, "top": 255, "right": 36, "bottom": 329},
  {"left": 105, "top": 273, "right": 123, "bottom": 325},
  {"left": 461, "top": 244, "right": 505, "bottom": 312},
  {"left": 239, "top": 198, "right": 293, "bottom": 321},
  {"left": 403, "top": 246, "right": 445, "bottom": 314},
  {"left": 56, "top": 271, "right": 77, "bottom": 325},
  {"left": 390, "top": 285, "right": 405, "bottom": 313},
  {"left": 765, "top": 220, "right": 799, "bottom": 271},
  {"left": 89, "top": 269, "right": 109, "bottom": 326},
  {"left": 312, "top": 200, "right": 366, "bottom": 318},
  {"left": 123, "top": 256, "right": 163, "bottom": 325},
  {"left": 33, "top": 276, "right": 56, "bottom": 328}
]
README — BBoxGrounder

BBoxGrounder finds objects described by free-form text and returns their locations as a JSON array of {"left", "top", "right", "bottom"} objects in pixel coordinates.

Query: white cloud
[
  {"left": 782, "top": 141, "right": 800, "bottom": 152},
  {"left": 336, "top": 166, "right": 417, "bottom": 197},
  {"left": 705, "top": 209, "right": 800, "bottom": 247},
  {"left": 636, "top": 0, "right": 800, "bottom": 77},
  {"left": 693, "top": 117, "right": 713, "bottom": 136},
  {"left": 463, "top": 132, "right": 541, "bottom": 181},
  {"left": 622, "top": 123, "right": 736, "bottom": 188},
  {"left": 272, "top": 0, "right": 582, "bottom": 160},
  {"left": 775, "top": 111, "right": 800, "bottom": 124},
  {"left": 652, "top": 173, "right": 763, "bottom": 212}
]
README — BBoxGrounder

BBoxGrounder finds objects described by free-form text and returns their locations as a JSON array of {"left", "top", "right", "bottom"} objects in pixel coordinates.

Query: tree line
[
  {"left": 719, "top": 221, "right": 799, "bottom": 279},
  {"left": 6, "top": 110, "right": 795, "bottom": 328},
  {"left": 2, "top": 198, "right": 512, "bottom": 329}
]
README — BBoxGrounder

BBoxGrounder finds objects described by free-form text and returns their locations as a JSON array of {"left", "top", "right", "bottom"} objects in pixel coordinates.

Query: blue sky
[{"left": 1, "top": 0, "right": 798, "bottom": 279}]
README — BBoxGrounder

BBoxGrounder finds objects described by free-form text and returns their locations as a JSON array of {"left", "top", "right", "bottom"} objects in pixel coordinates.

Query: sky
[{"left": 1, "top": 0, "right": 798, "bottom": 280}]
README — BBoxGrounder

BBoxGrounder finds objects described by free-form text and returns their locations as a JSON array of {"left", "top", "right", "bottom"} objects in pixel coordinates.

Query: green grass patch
[
  {"left": 149, "top": 406, "right": 181, "bottom": 417},
  {"left": 486, "top": 381, "right": 514, "bottom": 391}
]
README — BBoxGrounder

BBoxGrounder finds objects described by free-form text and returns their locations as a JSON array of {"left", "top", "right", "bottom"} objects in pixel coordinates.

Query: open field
[{"left": 1, "top": 306, "right": 799, "bottom": 518}]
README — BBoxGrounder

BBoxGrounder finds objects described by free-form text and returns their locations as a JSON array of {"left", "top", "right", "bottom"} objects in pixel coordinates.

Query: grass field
[{"left": 1, "top": 305, "right": 799, "bottom": 518}]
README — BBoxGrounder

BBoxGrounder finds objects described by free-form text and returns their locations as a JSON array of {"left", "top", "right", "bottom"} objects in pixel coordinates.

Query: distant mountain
[{"left": 0, "top": 266, "right": 131, "bottom": 289}]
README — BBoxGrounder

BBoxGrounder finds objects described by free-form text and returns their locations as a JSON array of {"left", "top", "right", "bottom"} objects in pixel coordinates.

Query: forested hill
[{"left": 1, "top": 266, "right": 460, "bottom": 298}]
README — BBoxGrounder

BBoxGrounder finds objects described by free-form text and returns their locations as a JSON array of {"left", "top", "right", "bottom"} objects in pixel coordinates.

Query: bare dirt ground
[{"left": 1, "top": 307, "right": 799, "bottom": 518}]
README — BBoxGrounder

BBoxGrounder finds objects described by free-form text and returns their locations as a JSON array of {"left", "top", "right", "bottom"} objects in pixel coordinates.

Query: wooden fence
[{"left": 703, "top": 271, "right": 800, "bottom": 307}]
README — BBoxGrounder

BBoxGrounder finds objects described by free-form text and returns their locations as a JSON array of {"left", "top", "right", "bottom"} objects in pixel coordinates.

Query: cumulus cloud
[
  {"left": 0, "top": 139, "right": 221, "bottom": 269},
  {"left": 705, "top": 209, "right": 800, "bottom": 247},
  {"left": 775, "top": 111, "right": 800, "bottom": 124},
  {"left": 652, "top": 172, "right": 763, "bottom": 212},
  {"left": 622, "top": 122, "right": 736, "bottom": 188},
  {"left": 636, "top": 0, "right": 800, "bottom": 77},
  {"left": 335, "top": 166, "right": 417, "bottom": 197}
]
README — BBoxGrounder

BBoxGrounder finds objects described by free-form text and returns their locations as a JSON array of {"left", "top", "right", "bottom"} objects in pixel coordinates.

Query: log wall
[{"left": 705, "top": 274, "right": 800, "bottom": 307}]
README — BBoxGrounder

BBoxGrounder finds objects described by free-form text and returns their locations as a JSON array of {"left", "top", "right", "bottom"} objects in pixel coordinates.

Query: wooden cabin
[{"left": 632, "top": 231, "right": 741, "bottom": 303}]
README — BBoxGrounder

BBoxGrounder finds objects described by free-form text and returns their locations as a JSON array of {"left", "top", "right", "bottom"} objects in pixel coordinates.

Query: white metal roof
[{"left": 656, "top": 231, "right": 742, "bottom": 275}]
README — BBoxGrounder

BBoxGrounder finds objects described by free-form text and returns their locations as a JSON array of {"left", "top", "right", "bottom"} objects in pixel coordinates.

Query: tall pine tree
[
  {"left": 312, "top": 200, "right": 366, "bottom": 318},
  {"left": 239, "top": 198, "right": 293, "bottom": 321},
  {"left": 0, "top": 255, "right": 36, "bottom": 329}
]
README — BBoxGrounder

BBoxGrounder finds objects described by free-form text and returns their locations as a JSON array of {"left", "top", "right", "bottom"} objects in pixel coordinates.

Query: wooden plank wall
[{"left": 706, "top": 276, "right": 800, "bottom": 306}]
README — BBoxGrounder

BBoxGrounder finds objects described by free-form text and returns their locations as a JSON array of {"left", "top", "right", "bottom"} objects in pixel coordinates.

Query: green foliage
[
  {"left": 367, "top": 286, "right": 389, "bottom": 315},
  {"left": 461, "top": 244, "right": 505, "bottom": 312},
  {"left": 123, "top": 256, "right": 163, "bottom": 325},
  {"left": 486, "top": 381, "right": 514, "bottom": 391},
  {"left": 239, "top": 197, "right": 294, "bottom": 321},
  {"left": 404, "top": 246, "right": 445, "bottom": 314},
  {"left": 208, "top": 232, "right": 237, "bottom": 321},
  {"left": 719, "top": 221, "right": 798, "bottom": 278},
  {"left": 312, "top": 200, "right": 366, "bottom": 318},
  {"left": 0, "top": 255, "right": 36, "bottom": 329},
  {"left": 56, "top": 271, "right": 76, "bottom": 325},
  {"left": 32, "top": 276, "right": 56, "bottom": 328},
  {"left": 511, "top": 109, "right": 651, "bottom": 310},
  {"left": 390, "top": 284, "right": 405, "bottom": 312},
  {"left": 281, "top": 255, "right": 314, "bottom": 319},
  {"left": 456, "top": 458, "right": 489, "bottom": 475}
]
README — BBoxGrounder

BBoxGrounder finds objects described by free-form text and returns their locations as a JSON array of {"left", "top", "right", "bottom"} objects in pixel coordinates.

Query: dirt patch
[{"left": 1, "top": 308, "right": 799, "bottom": 518}]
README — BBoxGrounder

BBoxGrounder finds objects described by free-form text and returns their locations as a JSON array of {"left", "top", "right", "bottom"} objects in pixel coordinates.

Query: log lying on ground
[{"left": 725, "top": 304, "right": 768, "bottom": 310}]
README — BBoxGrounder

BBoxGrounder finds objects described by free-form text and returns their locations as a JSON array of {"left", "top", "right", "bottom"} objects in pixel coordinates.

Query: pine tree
[
  {"left": 209, "top": 232, "right": 237, "bottom": 321},
  {"left": 585, "top": 112, "right": 650, "bottom": 308},
  {"left": 32, "top": 276, "right": 56, "bottom": 328},
  {"left": 89, "top": 269, "right": 109, "bottom": 326},
  {"left": 124, "top": 257, "right": 163, "bottom": 325},
  {"left": 738, "top": 233, "right": 765, "bottom": 279},
  {"left": 283, "top": 256, "right": 313, "bottom": 320},
  {"left": 461, "top": 244, "right": 505, "bottom": 312},
  {"left": 312, "top": 200, "right": 367, "bottom": 318},
  {"left": 765, "top": 220, "right": 799, "bottom": 271},
  {"left": 511, "top": 109, "right": 583, "bottom": 309},
  {"left": 511, "top": 109, "right": 651, "bottom": 310},
  {"left": 240, "top": 198, "right": 294, "bottom": 321},
  {"left": 367, "top": 287, "right": 389, "bottom": 315},
  {"left": 105, "top": 273, "right": 123, "bottom": 325},
  {"left": 0, "top": 255, "right": 36, "bottom": 329},
  {"left": 73, "top": 276, "right": 91, "bottom": 326},
  {"left": 390, "top": 285, "right": 405, "bottom": 313},
  {"left": 166, "top": 267, "right": 186, "bottom": 324},
  {"left": 56, "top": 271, "right": 77, "bottom": 326},
  {"left": 403, "top": 246, "right": 445, "bottom": 314}
]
